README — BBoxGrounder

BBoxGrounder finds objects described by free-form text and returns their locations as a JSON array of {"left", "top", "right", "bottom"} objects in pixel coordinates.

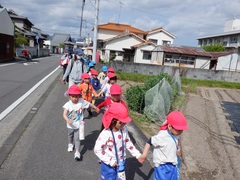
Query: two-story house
[
  {"left": 97, "top": 22, "right": 176, "bottom": 63},
  {"left": 197, "top": 18, "right": 240, "bottom": 54}
]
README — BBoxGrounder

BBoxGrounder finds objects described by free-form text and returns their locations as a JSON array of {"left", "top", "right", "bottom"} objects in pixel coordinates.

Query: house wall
[
  {"left": 134, "top": 45, "right": 155, "bottom": 64},
  {"left": 109, "top": 61, "right": 240, "bottom": 83},
  {"left": 105, "top": 36, "right": 143, "bottom": 51},
  {"left": 13, "top": 19, "right": 24, "bottom": 29},
  {"left": 0, "top": 34, "right": 14, "bottom": 62},
  {"left": 104, "top": 36, "right": 143, "bottom": 61},
  {"left": 99, "top": 29, "right": 123, "bottom": 40},
  {"left": 194, "top": 57, "right": 210, "bottom": 69},
  {"left": 217, "top": 53, "right": 240, "bottom": 71},
  {"left": 146, "top": 32, "right": 173, "bottom": 45}
]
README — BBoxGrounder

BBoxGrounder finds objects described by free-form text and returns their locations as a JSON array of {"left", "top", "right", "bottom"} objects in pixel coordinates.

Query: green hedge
[{"left": 125, "top": 73, "right": 172, "bottom": 113}]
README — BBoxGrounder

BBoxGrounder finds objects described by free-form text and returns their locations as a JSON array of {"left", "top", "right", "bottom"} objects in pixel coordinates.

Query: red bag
[{"left": 59, "top": 60, "right": 63, "bottom": 66}]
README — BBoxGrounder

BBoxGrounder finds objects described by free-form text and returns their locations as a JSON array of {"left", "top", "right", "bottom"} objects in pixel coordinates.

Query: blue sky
[{"left": 2, "top": 0, "right": 240, "bottom": 46}]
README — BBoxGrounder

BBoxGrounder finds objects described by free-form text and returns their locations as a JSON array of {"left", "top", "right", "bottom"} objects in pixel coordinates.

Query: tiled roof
[
  {"left": 103, "top": 32, "right": 145, "bottom": 43},
  {"left": 98, "top": 22, "right": 146, "bottom": 35},
  {"left": 153, "top": 45, "right": 212, "bottom": 57},
  {"left": 146, "top": 27, "right": 163, "bottom": 33},
  {"left": 51, "top": 33, "right": 71, "bottom": 46},
  {"left": 146, "top": 27, "right": 176, "bottom": 38},
  {"left": 153, "top": 45, "right": 234, "bottom": 58},
  {"left": 208, "top": 52, "right": 234, "bottom": 59},
  {"left": 131, "top": 40, "right": 156, "bottom": 48}
]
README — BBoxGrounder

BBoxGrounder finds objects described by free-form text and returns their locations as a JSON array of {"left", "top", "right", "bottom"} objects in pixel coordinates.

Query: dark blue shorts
[{"left": 154, "top": 163, "right": 177, "bottom": 180}]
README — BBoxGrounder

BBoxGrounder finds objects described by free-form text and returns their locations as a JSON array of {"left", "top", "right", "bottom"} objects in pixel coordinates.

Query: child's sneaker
[
  {"left": 68, "top": 144, "right": 74, "bottom": 152},
  {"left": 74, "top": 151, "right": 81, "bottom": 161}
]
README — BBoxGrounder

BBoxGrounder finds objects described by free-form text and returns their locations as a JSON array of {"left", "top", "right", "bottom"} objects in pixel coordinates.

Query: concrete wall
[
  {"left": 110, "top": 61, "right": 240, "bottom": 83},
  {"left": 16, "top": 47, "right": 50, "bottom": 57}
]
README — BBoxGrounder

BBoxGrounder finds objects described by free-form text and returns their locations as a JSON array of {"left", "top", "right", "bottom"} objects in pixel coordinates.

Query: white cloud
[{"left": 2, "top": 0, "right": 240, "bottom": 46}]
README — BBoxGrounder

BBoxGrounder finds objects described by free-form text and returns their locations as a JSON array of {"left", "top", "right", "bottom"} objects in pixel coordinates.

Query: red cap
[
  {"left": 160, "top": 111, "right": 188, "bottom": 130},
  {"left": 81, "top": 73, "right": 90, "bottom": 79},
  {"left": 102, "top": 103, "right": 131, "bottom": 129},
  {"left": 108, "top": 73, "right": 116, "bottom": 79},
  {"left": 67, "top": 85, "right": 81, "bottom": 95},
  {"left": 110, "top": 84, "right": 122, "bottom": 95},
  {"left": 91, "top": 69, "right": 98, "bottom": 76},
  {"left": 108, "top": 67, "right": 115, "bottom": 73}
]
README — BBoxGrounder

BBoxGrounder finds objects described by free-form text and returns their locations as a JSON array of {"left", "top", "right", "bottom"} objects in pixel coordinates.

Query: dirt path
[
  {"left": 118, "top": 80, "right": 240, "bottom": 179},
  {"left": 181, "top": 87, "right": 240, "bottom": 179}
]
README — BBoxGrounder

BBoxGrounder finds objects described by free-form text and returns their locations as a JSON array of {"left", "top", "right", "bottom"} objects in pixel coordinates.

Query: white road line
[
  {"left": 0, "top": 63, "right": 20, "bottom": 67},
  {"left": 0, "top": 66, "right": 61, "bottom": 122}
]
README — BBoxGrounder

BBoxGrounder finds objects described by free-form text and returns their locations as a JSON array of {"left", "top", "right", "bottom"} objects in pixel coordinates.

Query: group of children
[{"left": 62, "top": 65, "right": 188, "bottom": 180}]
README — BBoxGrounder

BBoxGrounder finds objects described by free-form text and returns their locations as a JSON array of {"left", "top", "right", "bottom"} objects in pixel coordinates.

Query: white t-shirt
[
  {"left": 63, "top": 99, "right": 90, "bottom": 129},
  {"left": 94, "top": 126, "right": 141, "bottom": 166},
  {"left": 151, "top": 130, "right": 179, "bottom": 167},
  {"left": 101, "top": 83, "right": 111, "bottom": 98}
]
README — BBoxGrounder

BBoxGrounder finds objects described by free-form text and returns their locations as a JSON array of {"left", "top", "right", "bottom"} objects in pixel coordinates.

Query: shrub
[
  {"left": 125, "top": 85, "right": 146, "bottom": 113},
  {"left": 126, "top": 73, "right": 173, "bottom": 113}
]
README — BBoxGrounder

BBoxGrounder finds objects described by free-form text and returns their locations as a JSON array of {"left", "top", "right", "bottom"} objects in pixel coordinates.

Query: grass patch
[
  {"left": 181, "top": 78, "right": 240, "bottom": 89},
  {"left": 129, "top": 110, "right": 158, "bottom": 137},
  {"left": 171, "top": 93, "right": 187, "bottom": 111}
]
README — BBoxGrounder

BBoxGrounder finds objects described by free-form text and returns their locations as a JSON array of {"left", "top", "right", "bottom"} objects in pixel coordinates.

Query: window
[
  {"left": 215, "top": 38, "right": 220, "bottom": 44},
  {"left": 223, "top": 41, "right": 228, "bottom": 46},
  {"left": 163, "top": 40, "right": 171, "bottom": 46},
  {"left": 151, "top": 39, "right": 158, "bottom": 44},
  {"left": 142, "top": 51, "right": 151, "bottom": 60},
  {"left": 230, "top": 36, "right": 238, "bottom": 43},
  {"left": 117, "top": 51, "right": 123, "bottom": 56}
]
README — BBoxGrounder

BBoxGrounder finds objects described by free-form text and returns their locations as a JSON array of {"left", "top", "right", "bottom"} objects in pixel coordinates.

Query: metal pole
[
  {"left": 79, "top": 0, "right": 85, "bottom": 38},
  {"left": 92, "top": 0, "right": 99, "bottom": 63}
]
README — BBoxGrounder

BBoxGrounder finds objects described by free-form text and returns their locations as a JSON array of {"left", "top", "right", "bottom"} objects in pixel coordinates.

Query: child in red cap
[
  {"left": 94, "top": 103, "right": 143, "bottom": 180},
  {"left": 98, "top": 67, "right": 115, "bottom": 96},
  {"left": 98, "top": 73, "right": 117, "bottom": 99},
  {"left": 97, "top": 84, "right": 127, "bottom": 111},
  {"left": 79, "top": 73, "right": 99, "bottom": 116},
  {"left": 138, "top": 111, "right": 188, "bottom": 180},
  {"left": 63, "top": 85, "right": 99, "bottom": 161}
]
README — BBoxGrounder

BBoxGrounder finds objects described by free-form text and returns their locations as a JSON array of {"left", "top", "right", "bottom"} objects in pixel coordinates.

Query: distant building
[
  {"left": 45, "top": 33, "right": 72, "bottom": 54},
  {"left": 197, "top": 18, "right": 240, "bottom": 53},
  {"left": 97, "top": 22, "right": 176, "bottom": 62}
]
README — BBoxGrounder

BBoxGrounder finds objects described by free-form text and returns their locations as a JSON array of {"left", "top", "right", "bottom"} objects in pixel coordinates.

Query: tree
[
  {"left": 14, "top": 24, "right": 28, "bottom": 47},
  {"left": 15, "top": 34, "right": 28, "bottom": 47},
  {"left": 59, "top": 43, "right": 64, "bottom": 48},
  {"left": 202, "top": 43, "right": 226, "bottom": 52}
]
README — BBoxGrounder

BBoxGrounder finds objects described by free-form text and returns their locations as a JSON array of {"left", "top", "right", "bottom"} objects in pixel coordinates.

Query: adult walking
[{"left": 62, "top": 46, "right": 85, "bottom": 87}]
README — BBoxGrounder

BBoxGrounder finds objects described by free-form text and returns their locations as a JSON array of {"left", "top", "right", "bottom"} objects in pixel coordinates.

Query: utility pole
[
  {"left": 92, "top": 0, "right": 99, "bottom": 63},
  {"left": 79, "top": 0, "right": 85, "bottom": 38}
]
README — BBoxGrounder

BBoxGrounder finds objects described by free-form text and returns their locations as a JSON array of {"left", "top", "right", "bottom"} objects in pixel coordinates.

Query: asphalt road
[
  {"left": 0, "top": 57, "right": 153, "bottom": 179},
  {"left": 0, "top": 56, "right": 60, "bottom": 115}
]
